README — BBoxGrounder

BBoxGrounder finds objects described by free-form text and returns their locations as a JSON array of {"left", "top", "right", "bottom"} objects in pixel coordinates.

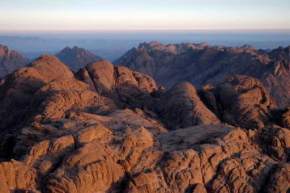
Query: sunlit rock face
[{"left": 0, "top": 53, "right": 289, "bottom": 193}]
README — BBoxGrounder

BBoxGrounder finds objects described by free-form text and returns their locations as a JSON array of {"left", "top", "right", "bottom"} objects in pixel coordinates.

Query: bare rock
[
  {"left": 158, "top": 124, "right": 232, "bottom": 151},
  {"left": 78, "top": 60, "right": 115, "bottom": 94},
  {"left": 260, "top": 126, "right": 290, "bottom": 161},
  {"left": 0, "top": 160, "right": 37, "bottom": 193},
  {"left": 119, "top": 127, "right": 154, "bottom": 171},
  {"left": 280, "top": 108, "right": 290, "bottom": 128},
  {"left": 43, "top": 126, "right": 155, "bottom": 193},
  {"left": 77, "top": 60, "right": 158, "bottom": 108},
  {"left": 0, "top": 44, "right": 28, "bottom": 78},
  {"left": 35, "top": 80, "right": 115, "bottom": 121},
  {"left": 77, "top": 124, "right": 112, "bottom": 144},
  {"left": 0, "top": 55, "right": 74, "bottom": 129},
  {"left": 213, "top": 75, "right": 273, "bottom": 129},
  {"left": 191, "top": 184, "right": 207, "bottom": 193},
  {"left": 0, "top": 56, "right": 116, "bottom": 159},
  {"left": 46, "top": 157, "right": 125, "bottom": 193},
  {"left": 264, "top": 164, "right": 290, "bottom": 193},
  {"left": 125, "top": 171, "right": 167, "bottom": 193},
  {"left": 127, "top": 125, "right": 276, "bottom": 193},
  {"left": 0, "top": 51, "right": 289, "bottom": 193},
  {"left": 159, "top": 82, "right": 220, "bottom": 129},
  {"left": 67, "top": 108, "right": 167, "bottom": 134}
]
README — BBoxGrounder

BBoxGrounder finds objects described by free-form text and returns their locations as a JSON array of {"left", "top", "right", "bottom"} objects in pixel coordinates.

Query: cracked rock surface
[{"left": 0, "top": 55, "right": 289, "bottom": 193}]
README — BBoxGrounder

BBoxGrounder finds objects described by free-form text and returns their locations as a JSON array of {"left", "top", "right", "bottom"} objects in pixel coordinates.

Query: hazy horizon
[{"left": 1, "top": 30, "right": 290, "bottom": 61}]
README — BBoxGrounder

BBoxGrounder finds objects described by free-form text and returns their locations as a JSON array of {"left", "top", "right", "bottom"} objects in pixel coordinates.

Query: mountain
[
  {"left": 0, "top": 44, "right": 28, "bottom": 78},
  {"left": 0, "top": 55, "right": 289, "bottom": 193},
  {"left": 56, "top": 46, "right": 102, "bottom": 71},
  {"left": 116, "top": 42, "right": 290, "bottom": 107}
]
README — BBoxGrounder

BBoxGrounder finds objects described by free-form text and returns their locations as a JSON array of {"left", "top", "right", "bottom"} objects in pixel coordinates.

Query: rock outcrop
[
  {"left": 260, "top": 126, "right": 290, "bottom": 161},
  {"left": 0, "top": 55, "right": 116, "bottom": 159},
  {"left": 201, "top": 75, "right": 273, "bottom": 129},
  {"left": 0, "top": 54, "right": 289, "bottom": 193},
  {"left": 158, "top": 82, "right": 220, "bottom": 129},
  {"left": 77, "top": 60, "right": 158, "bottom": 108},
  {"left": 0, "top": 44, "right": 28, "bottom": 78},
  {"left": 280, "top": 108, "right": 290, "bottom": 128}
]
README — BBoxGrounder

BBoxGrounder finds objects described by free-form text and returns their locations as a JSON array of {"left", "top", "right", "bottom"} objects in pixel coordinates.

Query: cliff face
[
  {"left": 0, "top": 55, "right": 289, "bottom": 193},
  {"left": 0, "top": 44, "right": 28, "bottom": 78},
  {"left": 116, "top": 42, "right": 290, "bottom": 107},
  {"left": 56, "top": 46, "right": 102, "bottom": 72}
]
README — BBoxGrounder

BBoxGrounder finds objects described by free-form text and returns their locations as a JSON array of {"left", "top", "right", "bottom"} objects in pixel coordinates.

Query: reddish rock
[
  {"left": 77, "top": 60, "right": 158, "bottom": 109},
  {"left": 264, "top": 164, "right": 290, "bottom": 193},
  {"left": 0, "top": 53, "right": 288, "bottom": 193},
  {"left": 0, "top": 44, "right": 28, "bottom": 78},
  {"left": 260, "top": 126, "right": 290, "bottom": 161},
  {"left": 159, "top": 82, "right": 220, "bottom": 129},
  {"left": 203, "top": 75, "right": 273, "bottom": 129}
]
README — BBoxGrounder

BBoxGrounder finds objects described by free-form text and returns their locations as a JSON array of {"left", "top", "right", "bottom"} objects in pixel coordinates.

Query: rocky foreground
[{"left": 0, "top": 55, "right": 289, "bottom": 193}]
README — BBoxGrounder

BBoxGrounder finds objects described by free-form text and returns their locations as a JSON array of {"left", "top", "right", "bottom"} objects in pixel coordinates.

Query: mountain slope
[
  {"left": 0, "top": 55, "right": 289, "bottom": 193},
  {"left": 0, "top": 44, "right": 28, "bottom": 78},
  {"left": 56, "top": 46, "right": 102, "bottom": 71},
  {"left": 116, "top": 42, "right": 290, "bottom": 106}
]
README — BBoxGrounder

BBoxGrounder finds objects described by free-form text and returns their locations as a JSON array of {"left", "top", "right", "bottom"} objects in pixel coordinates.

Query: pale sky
[{"left": 0, "top": 0, "right": 290, "bottom": 31}]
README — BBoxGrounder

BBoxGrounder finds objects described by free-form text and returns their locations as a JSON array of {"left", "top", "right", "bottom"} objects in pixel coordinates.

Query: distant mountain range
[
  {"left": 1, "top": 42, "right": 290, "bottom": 107},
  {"left": 56, "top": 46, "right": 102, "bottom": 72},
  {"left": 0, "top": 45, "right": 102, "bottom": 77},
  {"left": 0, "top": 44, "right": 28, "bottom": 78},
  {"left": 116, "top": 41, "right": 290, "bottom": 107}
]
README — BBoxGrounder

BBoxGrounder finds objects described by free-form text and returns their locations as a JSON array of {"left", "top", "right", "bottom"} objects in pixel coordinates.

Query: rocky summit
[
  {"left": 56, "top": 46, "right": 102, "bottom": 72},
  {"left": 0, "top": 53, "right": 289, "bottom": 193}
]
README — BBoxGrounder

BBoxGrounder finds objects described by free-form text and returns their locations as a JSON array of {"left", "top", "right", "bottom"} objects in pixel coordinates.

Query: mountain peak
[
  {"left": 34, "top": 54, "right": 60, "bottom": 62},
  {"left": 56, "top": 46, "right": 102, "bottom": 72},
  {"left": 0, "top": 44, "right": 28, "bottom": 78},
  {"left": 0, "top": 44, "right": 9, "bottom": 56}
]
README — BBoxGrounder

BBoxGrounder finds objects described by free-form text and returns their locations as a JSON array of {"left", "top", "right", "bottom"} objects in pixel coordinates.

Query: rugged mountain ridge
[
  {"left": 0, "top": 44, "right": 28, "bottom": 78},
  {"left": 0, "top": 55, "right": 289, "bottom": 193},
  {"left": 116, "top": 42, "right": 290, "bottom": 107},
  {"left": 56, "top": 46, "right": 102, "bottom": 72}
]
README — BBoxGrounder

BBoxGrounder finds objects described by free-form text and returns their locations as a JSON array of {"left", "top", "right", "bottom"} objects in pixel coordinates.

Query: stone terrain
[
  {"left": 56, "top": 46, "right": 102, "bottom": 72},
  {"left": 116, "top": 42, "right": 290, "bottom": 107},
  {"left": 0, "top": 44, "right": 28, "bottom": 78},
  {"left": 0, "top": 51, "right": 289, "bottom": 193}
]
